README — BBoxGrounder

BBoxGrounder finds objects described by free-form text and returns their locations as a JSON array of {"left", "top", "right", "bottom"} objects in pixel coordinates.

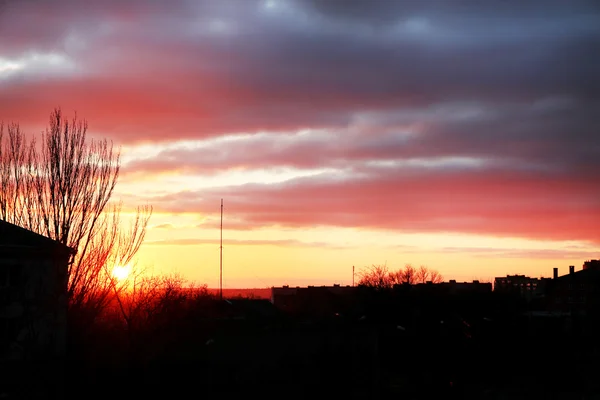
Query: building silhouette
[
  {"left": 414, "top": 279, "right": 492, "bottom": 295},
  {"left": 494, "top": 274, "right": 551, "bottom": 301},
  {"left": 271, "top": 284, "right": 358, "bottom": 318},
  {"left": 546, "top": 262, "right": 600, "bottom": 318},
  {"left": 0, "top": 220, "right": 74, "bottom": 360}
]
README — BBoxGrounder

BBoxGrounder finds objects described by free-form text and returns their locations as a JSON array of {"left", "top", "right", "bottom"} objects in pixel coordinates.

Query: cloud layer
[{"left": 1, "top": 0, "right": 599, "bottom": 244}]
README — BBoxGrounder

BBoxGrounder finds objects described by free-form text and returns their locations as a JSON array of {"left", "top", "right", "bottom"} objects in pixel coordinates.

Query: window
[
  {"left": 0, "top": 268, "right": 7, "bottom": 288},
  {"left": 8, "top": 264, "right": 22, "bottom": 286},
  {"left": 0, "top": 290, "right": 9, "bottom": 307},
  {"left": 0, "top": 261, "right": 24, "bottom": 288},
  {"left": 0, "top": 317, "right": 17, "bottom": 346}
]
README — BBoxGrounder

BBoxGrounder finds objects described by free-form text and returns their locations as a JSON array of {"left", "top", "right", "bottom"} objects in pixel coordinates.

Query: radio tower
[{"left": 219, "top": 198, "right": 223, "bottom": 300}]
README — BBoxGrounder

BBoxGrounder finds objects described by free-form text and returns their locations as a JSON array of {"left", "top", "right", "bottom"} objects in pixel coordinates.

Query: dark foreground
[{"left": 4, "top": 290, "right": 600, "bottom": 399}]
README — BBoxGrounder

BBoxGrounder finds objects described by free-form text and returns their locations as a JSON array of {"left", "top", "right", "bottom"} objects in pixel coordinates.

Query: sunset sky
[{"left": 1, "top": 0, "right": 599, "bottom": 288}]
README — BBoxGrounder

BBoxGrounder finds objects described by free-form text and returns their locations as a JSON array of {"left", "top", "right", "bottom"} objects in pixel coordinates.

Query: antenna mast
[{"left": 220, "top": 198, "right": 223, "bottom": 300}]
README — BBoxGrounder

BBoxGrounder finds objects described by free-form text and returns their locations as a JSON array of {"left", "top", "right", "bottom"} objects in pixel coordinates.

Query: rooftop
[{"left": 0, "top": 219, "right": 75, "bottom": 255}]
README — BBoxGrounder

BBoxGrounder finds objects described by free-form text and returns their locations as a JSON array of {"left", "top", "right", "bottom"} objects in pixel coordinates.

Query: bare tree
[
  {"left": 429, "top": 269, "right": 443, "bottom": 283},
  {"left": 358, "top": 264, "right": 394, "bottom": 289},
  {"left": 0, "top": 109, "right": 152, "bottom": 321},
  {"left": 415, "top": 265, "right": 429, "bottom": 284},
  {"left": 415, "top": 265, "right": 443, "bottom": 283},
  {"left": 0, "top": 122, "right": 35, "bottom": 226},
  {"left": 400, "top": 264, "right": 416, "bottom": 284},
  {"left": 388, "top": 269, "right": 402, "bottom": 285},
  {"left": 358, "top": 263, "right": 443, "bottom": 288},
  {"left": 110, "top": 270, "right": 186, "bottom": 335},
  {"left": 109, "top": 271, "right": 193, "bottom": 362}
]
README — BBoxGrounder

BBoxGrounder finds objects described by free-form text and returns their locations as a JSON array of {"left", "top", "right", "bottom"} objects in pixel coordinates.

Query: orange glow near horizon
[{"left": 133, "top": 216, "right": 600, "bottom": 289}]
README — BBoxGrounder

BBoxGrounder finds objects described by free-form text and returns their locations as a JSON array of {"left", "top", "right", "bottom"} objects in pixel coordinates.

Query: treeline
[
  {"left": 357, "top": 263, "right": 444, "bottom": 288},
  {"left": 68, "top": 276, "right": 235, "bottom": 397}
]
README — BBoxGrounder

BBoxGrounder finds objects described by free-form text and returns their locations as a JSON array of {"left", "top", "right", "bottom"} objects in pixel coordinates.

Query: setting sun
[{"left": 112, "top": 265, "right": 131, "bottom": 281}]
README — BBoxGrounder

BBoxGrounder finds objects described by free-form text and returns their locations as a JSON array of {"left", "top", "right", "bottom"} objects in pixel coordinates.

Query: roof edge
[{"left": 0, "top": 219, "right": 76, "bottom": 254}]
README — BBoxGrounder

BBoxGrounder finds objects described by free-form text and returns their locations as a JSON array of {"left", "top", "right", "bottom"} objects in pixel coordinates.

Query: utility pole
[
  {"left": 353, "top": 265, "right": 355, "bottom": 287},
  {"left": 220, "top": 198, "right": 223, "bottom": 300}
]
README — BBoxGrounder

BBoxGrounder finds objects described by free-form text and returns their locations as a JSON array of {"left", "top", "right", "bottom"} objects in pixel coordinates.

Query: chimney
[
  {"left": 569, "top": 265, "right": 575, "bottom": 275},
  {"left": 553, "top": 268, "right": 558, "bottom": 279}
]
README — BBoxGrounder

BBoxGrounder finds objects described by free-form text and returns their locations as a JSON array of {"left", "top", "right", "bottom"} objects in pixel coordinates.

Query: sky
[{"left": 1, "top": 0, "right": 599, "bottom": 288}]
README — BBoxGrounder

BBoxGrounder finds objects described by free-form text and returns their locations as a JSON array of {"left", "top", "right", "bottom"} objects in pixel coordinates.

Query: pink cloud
[
  {"left": 142, "top": 168, "right": 600, "bottom": 243},
  {"left": 145, "top": 238, "right": 346, "bottom": 249}
]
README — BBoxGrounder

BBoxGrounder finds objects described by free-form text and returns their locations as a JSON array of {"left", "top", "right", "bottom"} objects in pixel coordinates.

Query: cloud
[
  {"left": 119, "top": 97, "right": 600, "bottom": 179},
  {"left": 138, "top": 165, "right": 600, "bottom": 244},
  {"left": 151, "top": 223, "right": 173, "bottom": 229},
  {"left": 197, "top": 219, "right": 258, "bottom": 231},
  {"left": 0, "top": 0, "right": 598, "bottom": 142},
  {"left": 299, "top": 0, "right": 600, "bottom": 28},
  {"left": 437, "top": 246, "right": 600, "bottom": 260},
  {"left": 1, "top": 0, "right": 599, "bottom": 245},
  {"left": 145, "top": 237, "right": 346, "bottom": 248}
]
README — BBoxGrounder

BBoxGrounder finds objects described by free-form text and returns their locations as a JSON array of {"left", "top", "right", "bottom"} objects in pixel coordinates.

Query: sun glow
[{"left": 112, "top": 264, "right": 131, "bottom": 281}]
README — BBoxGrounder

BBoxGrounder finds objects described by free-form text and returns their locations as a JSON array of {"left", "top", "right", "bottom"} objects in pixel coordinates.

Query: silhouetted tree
[
  {"left": 0, "top": 109, "right": 152, "bottom": 321},
  {"left": 399, "top": 264, "right": 416, "bottom": 284},
  {"left": 358, "top": 263, "right": 443, "bottom": 288},
  {"left": 415, "top": 265, "right": 444, "bottom": 283},
  {"left": 111, "top": 273, "right": 191, "bottom": 333},
  {"left": 429, "top": 269, "right": 443, "bottom": 283},
  {"left": 358, "top": 264, "right": 395, "bottom": 288}
]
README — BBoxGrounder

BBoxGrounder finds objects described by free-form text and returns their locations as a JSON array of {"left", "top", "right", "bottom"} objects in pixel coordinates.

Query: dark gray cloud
[
  {"left": 1, "top": 0, "right": 599, "bottom": 242},
  {"left": 2, "top": 0, "right": 599, "bottom": 109},
  {"left": 298, "top": 0, "right": 600, "bottom": 26},
  {"left": 3, "top": 0, "right": 599, "bottom": 167},
  {"left": 121, "top": 97, "right": 600, "bottom": 180}
]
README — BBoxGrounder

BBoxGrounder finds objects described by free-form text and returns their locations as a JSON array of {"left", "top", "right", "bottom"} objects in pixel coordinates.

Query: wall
[{"left": 0, "top": 250, "right": 68, "bottom": 360}]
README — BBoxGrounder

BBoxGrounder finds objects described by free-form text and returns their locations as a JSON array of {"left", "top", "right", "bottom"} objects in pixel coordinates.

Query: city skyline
[{"left": 1, "top": 0, "right": 599, "bottom": 287}]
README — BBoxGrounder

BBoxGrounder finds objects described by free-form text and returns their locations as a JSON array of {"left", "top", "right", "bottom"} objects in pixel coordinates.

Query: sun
[{"left": 112, "top": 264, "right": 131, "bottom": 281}]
